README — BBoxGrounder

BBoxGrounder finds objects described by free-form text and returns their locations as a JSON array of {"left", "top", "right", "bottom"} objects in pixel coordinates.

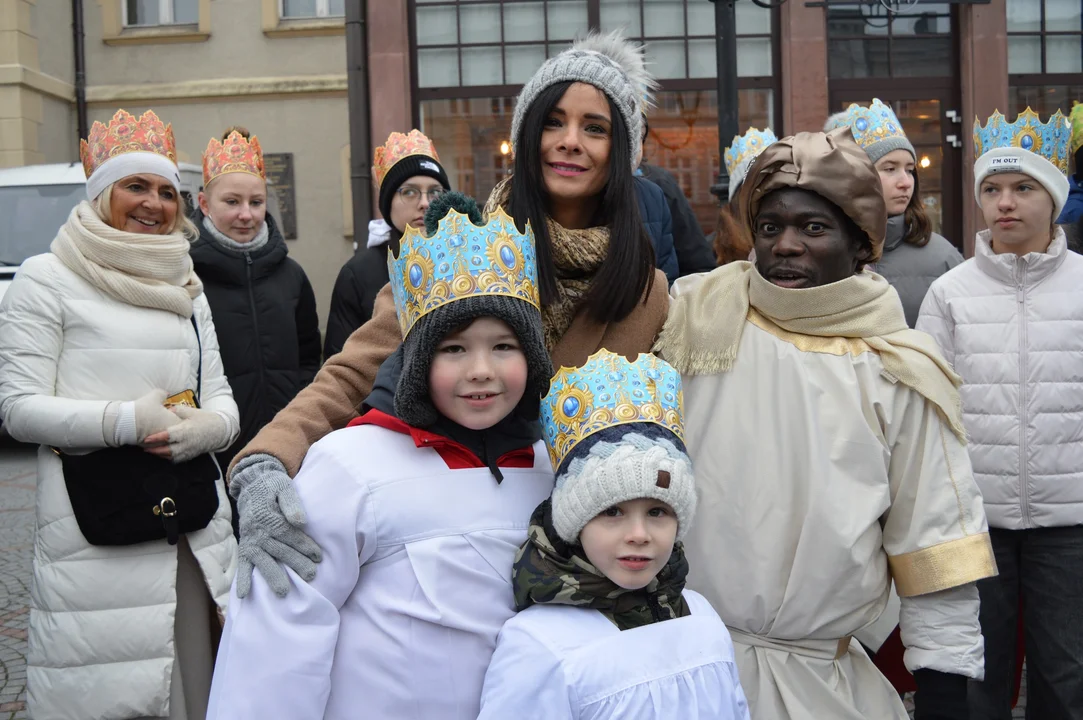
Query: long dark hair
[
  {"left": 508, "top": 81, "right": 655, "bottom": 325},
  {"left": 901, "top": 166, "right": 932, "bottom": 247}
]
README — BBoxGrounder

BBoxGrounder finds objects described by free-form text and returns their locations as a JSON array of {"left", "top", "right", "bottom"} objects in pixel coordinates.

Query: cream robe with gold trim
[{"left": 667, "top": 299, "right": 995, "bottom": 720}]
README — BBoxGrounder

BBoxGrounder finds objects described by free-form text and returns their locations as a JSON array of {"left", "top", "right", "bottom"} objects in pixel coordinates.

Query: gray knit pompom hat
[{"left": 510, "top": 31, "right": 659, "bottom": 170}]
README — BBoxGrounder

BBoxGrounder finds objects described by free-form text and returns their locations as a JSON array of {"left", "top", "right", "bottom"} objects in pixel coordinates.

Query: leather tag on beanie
[{"left": 656, "top": 470, "right": 671, "bottom": 489}]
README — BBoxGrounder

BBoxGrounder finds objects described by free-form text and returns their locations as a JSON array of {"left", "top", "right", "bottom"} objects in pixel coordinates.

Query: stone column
[
  {"left": 779, "top": 0, "right": 829, "bottom": 135},
  {"left": 959, "top": 0, "right": 1009, "bottom": 257},
  {"left": 367, "top": 0, "right": 413, "bottom": 217}
]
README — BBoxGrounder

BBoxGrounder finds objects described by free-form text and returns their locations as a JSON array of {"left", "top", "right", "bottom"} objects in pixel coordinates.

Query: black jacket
[
  {"left": 639, "top": 163, "right": 717, "bottom": 275},
  {"left": 189, "top": 211, "right": 322, "bottom": 468},
  {"left": 323, "top": 240, "right": 394, "bottom": 359}
]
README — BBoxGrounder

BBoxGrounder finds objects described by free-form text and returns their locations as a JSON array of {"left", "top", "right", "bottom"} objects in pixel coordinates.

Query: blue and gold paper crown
[
  {"left": 541, "top": 350, "right": 684, "bottom": 471},
  {"left": 973, "top": 108, "right": 1071, "bottom": 175},
  {"left": 388, "top": 207, "right": 540, "bottom": 338},
  {"left": 724, "top": 127, "right": 778, "bottom": 177},
  {"left": 840, "top": 99, "right": 906, "bottom": 153}
]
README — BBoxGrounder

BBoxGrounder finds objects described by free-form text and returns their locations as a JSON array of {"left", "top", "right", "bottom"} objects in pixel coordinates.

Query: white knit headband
[{"left": 86, "top": 152, "right": 182, "bottom": 201}]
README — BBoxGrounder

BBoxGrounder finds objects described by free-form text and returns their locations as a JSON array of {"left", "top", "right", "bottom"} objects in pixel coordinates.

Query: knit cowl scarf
[
  {"left": 485, "top": 178, "right": 610, "bottom": 350},
  {"left": 512, "top": 500, "right": 691, "bottom": 631},
  {"left": 51, "top": 201, "right": 203, "bottom": 318}
]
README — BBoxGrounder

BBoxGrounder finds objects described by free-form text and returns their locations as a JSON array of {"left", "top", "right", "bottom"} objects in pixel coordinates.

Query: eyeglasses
[{"left": 396, "top": 186, "right": 446, "bottom": 204}]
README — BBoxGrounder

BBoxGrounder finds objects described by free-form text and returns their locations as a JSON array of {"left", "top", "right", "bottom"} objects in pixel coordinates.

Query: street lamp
[{"left": 709, "top": 0, "right": 789, "bottom": 203}]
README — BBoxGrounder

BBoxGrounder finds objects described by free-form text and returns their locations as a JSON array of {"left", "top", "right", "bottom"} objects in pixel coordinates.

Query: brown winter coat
[{"left": 230, "top": 272, "right": 669, "bottom": 477}]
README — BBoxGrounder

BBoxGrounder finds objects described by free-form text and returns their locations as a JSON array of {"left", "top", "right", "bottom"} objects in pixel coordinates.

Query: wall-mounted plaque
[{"left": 264, "top": 152, "right": 297, "bottom": 240}]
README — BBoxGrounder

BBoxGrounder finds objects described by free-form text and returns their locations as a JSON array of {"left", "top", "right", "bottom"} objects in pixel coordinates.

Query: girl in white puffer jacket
[
  {"left": 0, "top": 109, "right": 240, "bottom": 720},
  {"left": 917, "top": 107, "right": 1083, "bottom": 720}
]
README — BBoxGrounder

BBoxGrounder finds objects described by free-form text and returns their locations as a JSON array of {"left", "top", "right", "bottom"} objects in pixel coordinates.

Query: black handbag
[{"left": 59, "top": 316, "right": 221, "bottom": 546}]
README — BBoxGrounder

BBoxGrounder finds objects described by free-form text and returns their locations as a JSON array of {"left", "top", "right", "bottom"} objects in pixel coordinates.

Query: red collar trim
[{"left": 349, "top": 409, "right": 534, "bottom": 471}]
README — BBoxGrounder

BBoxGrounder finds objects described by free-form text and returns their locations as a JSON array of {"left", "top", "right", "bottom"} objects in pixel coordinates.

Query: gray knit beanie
[
  {"left": 550, "top": 423, "right": 697, "bottom": 544},
  {"left": 510, "top": 31, "right": 658, "bottom": 170},
  {"left": 395, "top": 294, "right": 552, "bottom": 428}
]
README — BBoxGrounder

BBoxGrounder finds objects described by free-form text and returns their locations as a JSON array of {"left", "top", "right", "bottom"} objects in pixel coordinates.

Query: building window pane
[
  {"left": 736, "top": 37, "right": 772, "bottom": 77},
  {"left": 891, "top": 37, "right": 952, "bottom": 77},
  {"left": 506, "top": 45, "right": 547, "bottom": 85},
  {"left": 828, "top": 38, "right": 890, "bottom": 78},
  {"left": 547, "top": 0, "right": 589, "bottom": 41},
  {"left": 688, "top": 38, "right": 716, "bottom": 79},
  {"left": 643, "top": 0, "right": 685, "bottom": 38},
  {"left": 644, "top": 89, "right": 774, "bottom": 233},
  {"left": 736, "top": 1, "right": 771, "bottom": 35},
  {"left": 1008, "top": 35, "right": 1043, "bottom": 73},
  {"left": 1046, "top": 35, "right": 1083, "bottom": 73},
  {"left": 126, "top": 0, "right": 160, "bottom": 26},
  {"left": 1046, "top": 0, "right": 1083, "bottom": 31},
  {"left": 649, "top": 40, "right": 687, "bottom": 79},
  {"left": 416, "top": 6, "right": 458, "bottom": 45},
  {"left": 1007, "top": 0, "right": 1041, "bottom": 32},
  {"left": 685, "top": 1, "right": 713, "bottom": 36},
  {"left": 504, "top": 2, "right": 545, "bottom": 42},
  {"left": 1010, "top": 83, "right": 1083, "bottom": 117},
  {"left": 460, "top": 4, "right": 501, "bottom": 45},
  {"left": 282, "top": 0, "right": 317, "bottom": 18},
  {"left": 420, "top": 98, "right": 514, "bottom": 203},
  {"left": 418, "top": 48, "right": 459, "bottom": 88},
  {"left": 462, "top": 46, "right": 503, "bottom": 86},
  {"left": 600, "top": 0, "right": 642, "bottom": 36},
  {"left": 173, "top": 0, "right": 198, "bottom": 24},
  {"left": 327, "top": 0, "right": 344, "bottom": 16}
]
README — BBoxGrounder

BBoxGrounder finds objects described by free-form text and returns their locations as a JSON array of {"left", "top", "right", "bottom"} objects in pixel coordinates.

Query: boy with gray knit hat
[
  {"left": 207, "top": 193, "right": 557, "bottom": 720},
  {"left": 477, "top": 351, "right": 751, "bottom": 720}
]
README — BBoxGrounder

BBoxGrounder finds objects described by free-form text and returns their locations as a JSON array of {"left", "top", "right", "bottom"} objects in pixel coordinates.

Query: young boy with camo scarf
[{"left": 477, "top": 351, "right": 751, "bottom": 720}]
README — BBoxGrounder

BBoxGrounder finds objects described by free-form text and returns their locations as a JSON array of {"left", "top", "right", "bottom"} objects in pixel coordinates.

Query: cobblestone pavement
[{"left": 0, "top": 447, "right": 34, "bottom": 720}]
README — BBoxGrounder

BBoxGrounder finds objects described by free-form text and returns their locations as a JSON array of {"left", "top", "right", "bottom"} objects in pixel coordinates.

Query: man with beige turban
[{"left": 655, "top": 129, "right": 997, "bottom": 720}]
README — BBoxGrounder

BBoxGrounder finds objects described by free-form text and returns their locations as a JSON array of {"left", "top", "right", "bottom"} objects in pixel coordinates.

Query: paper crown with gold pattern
[
  {"left": 1070, "top": 102, "right": 1083, "bottom": 155},
  {"left": 203, "top": 131, "right": 265, "bottom": 186},
  {"left": 974, "top": 108, "right": 1071, "bottom": 173},
  {"left": 541, "top": 350, "right": 685, "bottom": 471},
  {"left": 833, "top": 99, "right": 915, "bottom": 163},
  {"left": 387, "top": 206, "right": 539, "bottom": 339},
  {"left": 724, "top": 127, "right": 778, "bottom": 178},
  {"left": 373, "top": 130, "right": 441, "bottom": 190},
  {"left": 80, "top": 109, "right": 180, "bottom": 201},
  {"left": 973, "top": 107, "right": 1072, "bottom": 218}
]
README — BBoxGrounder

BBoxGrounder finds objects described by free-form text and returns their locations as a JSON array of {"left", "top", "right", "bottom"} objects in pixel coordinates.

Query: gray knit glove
[{"left": 230, "top": 453, "right": 323, "bottom": 598}]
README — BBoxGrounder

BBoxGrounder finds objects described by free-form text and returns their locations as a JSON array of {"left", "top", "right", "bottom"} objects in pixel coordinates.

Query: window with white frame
[
  {"left": 280, "top": 0, "right": 345, "bottom": 19},
  {"left": 124, "top": 0, "right": 198, "bottom": 26}
]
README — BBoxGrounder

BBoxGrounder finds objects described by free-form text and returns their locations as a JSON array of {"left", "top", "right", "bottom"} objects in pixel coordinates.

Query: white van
[{"left": 0, "top": 161, "right": 205, "bottom": 303}]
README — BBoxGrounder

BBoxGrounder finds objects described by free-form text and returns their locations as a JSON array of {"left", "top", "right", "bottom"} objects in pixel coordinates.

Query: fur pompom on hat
[
  {"left": 550, "top": 424, "right": 697, "bottom": 544},
  {"left": 510, "top": 31, "right": 659, "bottom": 170}
]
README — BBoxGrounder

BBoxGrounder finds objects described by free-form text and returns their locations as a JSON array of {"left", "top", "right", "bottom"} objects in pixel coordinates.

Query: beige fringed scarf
[
  {"left": 51, "top": 201, "right": 203, "bottom": 318},
  {"left": 655, "top": 262, "right": 967, "bottom": 441},
  {"left": 485, "top": 178, "right": 609, "bottom": 349}
]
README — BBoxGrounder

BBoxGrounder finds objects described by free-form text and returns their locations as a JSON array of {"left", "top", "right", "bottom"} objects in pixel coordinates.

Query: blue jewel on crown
[
  {"left": 724, "top": 127, "right": 779, "bottom": 178},
  {"left": 840, "top": 98, "right": 907, "bottom": 152}
]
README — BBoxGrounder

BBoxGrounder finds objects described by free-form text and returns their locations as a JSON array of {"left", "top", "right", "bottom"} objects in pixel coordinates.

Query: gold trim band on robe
[{"left": 888, "top": 532, "right": 998, "bottom": 597}]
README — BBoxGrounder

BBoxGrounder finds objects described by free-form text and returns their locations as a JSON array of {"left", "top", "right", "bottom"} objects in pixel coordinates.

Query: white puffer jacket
[
  {"left": 917, "top": 229, "right": 1083, "bottom": 530},
  {"left": 0, "top": 253, "right": 240, "bottom": 720}
]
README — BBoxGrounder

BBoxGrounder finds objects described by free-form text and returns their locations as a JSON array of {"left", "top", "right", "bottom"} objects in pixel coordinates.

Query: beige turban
[{"left": 737, "top": 128, "right": 888, "bottom": 263}]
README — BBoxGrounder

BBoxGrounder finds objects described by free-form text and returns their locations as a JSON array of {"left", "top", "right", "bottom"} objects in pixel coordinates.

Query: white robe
[
  {"left": 477, "top": 590, "right": 751, "bottom": 720},
  {"left": 666, "top": 278, "right": 996, "bottom": 720},
  {"left": 206, "top": 424, "right": 555, "bottom": 720}
]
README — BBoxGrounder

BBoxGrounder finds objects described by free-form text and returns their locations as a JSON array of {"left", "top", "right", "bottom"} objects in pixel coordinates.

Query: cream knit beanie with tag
[{"left": 551, "top": 424, "right": 697, "bottom": 544}]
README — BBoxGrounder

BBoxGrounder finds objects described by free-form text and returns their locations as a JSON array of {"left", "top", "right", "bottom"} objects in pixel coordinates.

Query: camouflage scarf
[{"left": 512, "top": 500, "right": 691, "bottom": 631}]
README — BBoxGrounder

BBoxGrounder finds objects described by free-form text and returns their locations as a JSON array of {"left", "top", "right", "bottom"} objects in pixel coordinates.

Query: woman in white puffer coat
[
  {"left": 0, "top": 109, "right": 240, "bottom": 720},
  {"left": 917, "top": 108, "right": 1083, "bottom": 720}
]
